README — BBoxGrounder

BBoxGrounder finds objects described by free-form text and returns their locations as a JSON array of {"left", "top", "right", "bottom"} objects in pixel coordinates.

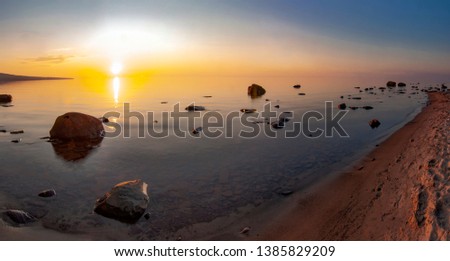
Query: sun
[{"left": 110, "top": 62, "right": 123, "bottom": 76}]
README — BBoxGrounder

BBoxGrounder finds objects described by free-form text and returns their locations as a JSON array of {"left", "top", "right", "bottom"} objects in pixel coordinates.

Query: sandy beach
[{"left": 250, "top": 91, "right": 449, "bottom": 240}]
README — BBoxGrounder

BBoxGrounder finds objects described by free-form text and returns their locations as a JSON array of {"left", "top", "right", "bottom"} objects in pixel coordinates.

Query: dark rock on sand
[
  {"left": 352, "top": 97, "right": 362, "bottom": 100},
  {"left": 340, "top": 96, "right": 344, "bottom": 99},
  {"left": 398, "top": 82, "right": 406, "bottom": 87},
  {"left": 369, "top": 119, "right": 381, "bottom": 129},
  {"left": 11, "top": 139, "right": 21, "bottom": 143},
  {"left": 185, "top": 105, "right": 206, "bottom": 111},
  {"left": 2, "top": 209, "right": 37, "bottom": 225},
  {"left": 0, "top": 94, "right": 12, "bottom": 103},
  {"left": 386, "top": 81, "right": 396, "bottom": 87},
  {"left": 293, "top": 84, "right": 301, "bottom": 89},
  {"left": 349, "top": 106, "right": 359, "bottom": 110},
  {"left": 94, "top": 180, "right": 149, "bottom": 223},
  {"left": 298, "top": 93, "right": 306, "bottom": 95},
  {"left": 338, "top": 103, "right": 347, "bottom": 110},
  {"left": 50, "top": 112, "right": 104, "bottom": 141},
  {"left": 247, "top": 83, "right": 266, "bottom": 97},
  {"left": 38, "top": 189, "right": 56, "bottom": 198},
  {"left": 362, "top": 106, "right": 374, "bottom": 110},
  {"left": 274, "top": 105, "right": 280, "bottom": 108}
]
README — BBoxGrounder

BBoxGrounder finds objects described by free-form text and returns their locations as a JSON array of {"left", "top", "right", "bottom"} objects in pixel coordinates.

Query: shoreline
[
  {"left": 251, "top": 92, "right": 449, "bottom": 240},
  {"left": 172, "top": 92, "right": 449, "bottom": 240}
]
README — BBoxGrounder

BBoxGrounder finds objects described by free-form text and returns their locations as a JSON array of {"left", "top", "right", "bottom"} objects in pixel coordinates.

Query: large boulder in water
[
  {"left": 50, "top": 112, "right": 104, "bottom": 141},
  {"left": 247, "top": 83, "right": 266, "bottom": 97},
  {"left": 0, "top": 94, "right": 12, "bottom": 103},
  {"left": 94, "top": 180, "right": 149, "bottom": 223}
]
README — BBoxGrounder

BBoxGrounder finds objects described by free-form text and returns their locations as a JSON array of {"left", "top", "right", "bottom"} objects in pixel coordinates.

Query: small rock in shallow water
[
  {"left": 279, "top": 190, "right": 294, "bottom": 196},
  {"left": 10, "top": 130, "right": 24, "bottom": 134},
  {"left": 2, "top": 210, "right": 37, "bottom": 225},
  {"left": 240, "top": 226, "right": 251, "bottom": 234},
  {"left": 38, "top": 189, "right": 56, "bottom": 198},
  {"left": 185, "top": 105, "right": 205, "bottom": 111},
  {"left": 369, "top": 119, "right": 381, "bottom": 129},
  {"left": 338, "top": 103, "right": 347, "bottom": 110},
  {"left": 240, "top": 108, "right": 257, "bottom": 113},
  {"left": 11, "top": 139, "right": 21, "bottom": 143},
  {"left": 192, "top": 127, "right": 203, "bottom": 135}
]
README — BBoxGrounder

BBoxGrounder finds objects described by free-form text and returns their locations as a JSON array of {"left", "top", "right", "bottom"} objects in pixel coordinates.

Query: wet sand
[{"left": 251, "top": 92, "right": 449, "bottom": 240}]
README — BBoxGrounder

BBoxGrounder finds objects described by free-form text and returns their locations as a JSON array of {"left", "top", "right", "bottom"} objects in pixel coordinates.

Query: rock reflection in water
[{"left": 51, "top": 138, "right": 103, "bottom": 161}]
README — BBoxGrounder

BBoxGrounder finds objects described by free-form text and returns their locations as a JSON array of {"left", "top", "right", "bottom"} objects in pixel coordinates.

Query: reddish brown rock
[{"left": 50, "top": 112, "right": 104, "bottom": 141}]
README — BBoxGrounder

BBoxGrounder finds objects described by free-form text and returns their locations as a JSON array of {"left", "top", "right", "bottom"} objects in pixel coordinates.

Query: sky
[{"left": 1, "top": 0, "right": 450, "bottom": 80}]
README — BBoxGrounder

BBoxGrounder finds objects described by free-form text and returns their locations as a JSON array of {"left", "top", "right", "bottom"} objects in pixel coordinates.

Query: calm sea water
[{"left": 0, "top": 76, "right": 427, "bottom": 239}]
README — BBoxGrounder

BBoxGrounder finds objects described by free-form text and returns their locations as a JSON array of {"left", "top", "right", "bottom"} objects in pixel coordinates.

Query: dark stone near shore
[
  {"left": 293, "top": 84, "right": 301, "bottom": 89},
  {"left": 352, "top": 97, "right": 362, "bottom": 100},
  {"left": 50, "top": 112, "right": 104, "bottom": 141},
  {"left": 185, "top": 105, "right": 205, "bottom": 111},
  {"left": 298, "top": 93, "right": 306, "bottom": 95},
  {"left": 0, "top": 94, "right": 12, "bottom": 103},
  {"left": 11, "top": 139, "right": 21, "bottom": 143},
  {"left": 38, "top": 189, "right": 56, "bottom": 198},
  {"left": 349, "top": 106, "right": 359, "bottom": 110},
  {"left": 2, "top": 210, "right": 37, "bottom": 225},
  {"left": 387, "top": 81, "right": 396, "bottom": 87},
  {"left": 94, "top": 180, "right": 149, "bottom": 223},
  {"left": 247, "top": 83, "right": 266, "bottom": 97},
  {"left": 362, "top": 106, "right": 374, "bottom": 110},
  {"left": 338, "top": 103, "right": 347, "bottom": 110},
  {"left": 398, "top": 82, "right": 406, "bottom": 87},
  {"left": 369, "top": 119, "right": 381, "bottom": 129}
]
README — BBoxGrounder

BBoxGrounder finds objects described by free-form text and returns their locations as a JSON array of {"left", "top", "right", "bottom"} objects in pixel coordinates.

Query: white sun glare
[{"left": 110, "top": 62, "right": 123, "bottom": 75}]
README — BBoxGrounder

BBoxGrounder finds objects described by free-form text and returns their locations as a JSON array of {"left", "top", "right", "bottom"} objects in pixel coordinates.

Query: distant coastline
[{"left": 0, "top": 73, "right": 73, "bottom": 83}]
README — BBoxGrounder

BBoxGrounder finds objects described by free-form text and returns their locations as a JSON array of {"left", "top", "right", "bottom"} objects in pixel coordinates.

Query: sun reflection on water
[{"left": 113, "top": 76, "right": 120, "bottom": 105}]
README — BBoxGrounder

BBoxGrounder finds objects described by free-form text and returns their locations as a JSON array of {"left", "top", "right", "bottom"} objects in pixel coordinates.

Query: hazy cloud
[{"left": 25, "top": 54, "right": 73, "bottom": 64}]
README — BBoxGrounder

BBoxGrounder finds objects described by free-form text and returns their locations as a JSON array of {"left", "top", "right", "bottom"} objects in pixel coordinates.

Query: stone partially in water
[
  {"left": 386, "top": 81, "right": 396, "bottom": 87},
  {"left": 0, "top": 94, "right": 12, "bottom": 103},
  {"left": 94, "top": 180, "right": 149, "bottom": 223},
  {"left": 369, "top": 119, "right": 381, "bottom": 129},
  {"left": 2, "top": 210, "right": 37, "bottom": 226},
  {"left": 247, "top": 84, "right": 266, "bottom": 97},
  {"left": 50, "top": 112, "right": 104, "bottom": 141},
  {"left": 38, "top": 189, "right": 56, "bottom": 198},
  {"left": 185, "top": 105, "right": 206, "bottom": 111}
]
